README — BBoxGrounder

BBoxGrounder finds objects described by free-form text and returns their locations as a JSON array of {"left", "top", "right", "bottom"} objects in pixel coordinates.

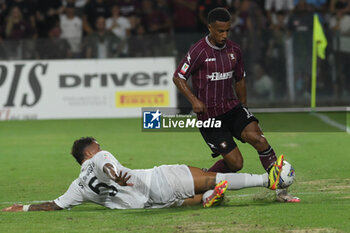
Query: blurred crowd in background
[{"left": 0, "top": 0, "right": 349, "bottom": 105}]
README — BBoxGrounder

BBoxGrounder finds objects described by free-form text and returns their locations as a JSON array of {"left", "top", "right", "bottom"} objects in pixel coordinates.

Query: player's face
[
  {"left": 208, "top": 21, "right": 231, "bottom": 47},
  {"left": 84, "top": 141, "right": 101, "bottom": 159}
]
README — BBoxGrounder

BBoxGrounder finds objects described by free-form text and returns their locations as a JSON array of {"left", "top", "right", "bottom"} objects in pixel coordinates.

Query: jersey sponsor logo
[
  {"left": 229, "top": 53, "right": 235, "bottom": 60},
  {"left": 206, "top": 71, "right": 233, "bottom": 81},
  {"left": 205, "top": 58, "right": 216, "bottom": 62},
  {"left": 180, "top": 63, "right": 189, "bottom": 75},
  {"left": 143, "top": 109, "right": 162, "bottom": 129},
  {"left": 116, "top": 91, "right": 169, "bottom": 107}
]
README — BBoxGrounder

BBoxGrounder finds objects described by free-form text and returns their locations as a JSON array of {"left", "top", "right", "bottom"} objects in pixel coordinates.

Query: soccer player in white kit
[{"left": 2, "top": 137, "right": 283, "bottom": 212}]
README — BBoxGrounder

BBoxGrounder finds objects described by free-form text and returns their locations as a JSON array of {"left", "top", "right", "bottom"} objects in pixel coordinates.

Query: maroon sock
[
  {"left": 208, "top": 159, "right": 232, "bottom": 173},
  {"left": 258, "top": 146, "right": 277, "bottom": 171}
]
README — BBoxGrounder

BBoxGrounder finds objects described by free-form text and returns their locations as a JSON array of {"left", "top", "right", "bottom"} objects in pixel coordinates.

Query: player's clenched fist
[{"left": 192, "top": 99, "right": 207, "bottom": 114}]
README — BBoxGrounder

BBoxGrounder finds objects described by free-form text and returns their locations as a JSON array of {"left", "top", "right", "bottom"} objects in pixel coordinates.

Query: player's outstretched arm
[
  {"left": 103, "top": 163, "right": 133, "bottom": 186},
  {"left": 173, "top": 76, "right": 207, "bottom": 114},
  {"left": 2, "top": 202, "right": 62, "bottom": 212}
]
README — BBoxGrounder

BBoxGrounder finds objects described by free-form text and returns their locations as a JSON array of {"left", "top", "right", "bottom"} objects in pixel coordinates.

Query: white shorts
[{"left": 146, "top": 165, "right": 195, "bottom": 208}]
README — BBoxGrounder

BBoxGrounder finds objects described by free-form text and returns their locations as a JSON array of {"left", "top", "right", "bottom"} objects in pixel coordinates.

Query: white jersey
[
  {"left": 59, "top": 15, "right": 82, "bottom": 53},
  {"left": 54, "top": 151, "right": 152, "bottom": 209},
  {"left": 106, "top": 16, "right": 131, "bottom": 40},
  {"left": 54, "top": 151, "right": 194, "bottom": 209}
]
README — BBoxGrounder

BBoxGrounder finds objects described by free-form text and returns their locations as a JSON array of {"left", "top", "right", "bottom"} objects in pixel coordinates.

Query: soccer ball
[{"left": 279, "top": 161, "right": 295, "bottom": 188}]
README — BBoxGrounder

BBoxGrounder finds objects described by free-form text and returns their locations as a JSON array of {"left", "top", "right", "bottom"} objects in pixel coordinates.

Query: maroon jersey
[{"left": 174, "top": 36, "right": 246, "bottom": 120}]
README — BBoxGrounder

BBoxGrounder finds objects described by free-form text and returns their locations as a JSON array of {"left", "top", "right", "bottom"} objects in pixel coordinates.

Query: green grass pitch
[{"left": 0, "top": 113, "right": 349, "bottom": 232}]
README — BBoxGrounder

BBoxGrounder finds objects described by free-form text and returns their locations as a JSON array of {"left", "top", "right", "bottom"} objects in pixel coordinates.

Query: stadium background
[
  {"left": 0, "top": 0, "right": 349, "bottom": 115},
  {"left": 1, "top": 1, "right": 350, "bottom": 232}
]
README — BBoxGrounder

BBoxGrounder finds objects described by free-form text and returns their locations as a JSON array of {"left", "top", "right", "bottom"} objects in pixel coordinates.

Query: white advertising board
[{"left": 0, "top": 58, "right": 176, "bottom": 120}]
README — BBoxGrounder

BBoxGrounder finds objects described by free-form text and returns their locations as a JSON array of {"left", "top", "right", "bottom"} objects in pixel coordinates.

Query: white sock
[
  {"left": 262, "top": 173, "right": 268, "bottom": 187},
  {"left": 202, "top": 190, "right": 214, "bottom": 203},
  {"left": 216, "top": 173, "right": 268, "bottom": 190}
]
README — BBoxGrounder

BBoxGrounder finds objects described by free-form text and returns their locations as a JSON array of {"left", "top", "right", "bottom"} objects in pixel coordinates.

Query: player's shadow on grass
[
  {"left": 70, "top": 198, "right": 279, "bottom": 213},
  {"left": 117, "top": 202, "right": 277, "bottom": 215}
]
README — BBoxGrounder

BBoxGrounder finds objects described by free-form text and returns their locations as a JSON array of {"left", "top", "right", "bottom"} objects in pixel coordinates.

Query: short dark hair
[
  {"left": 71, "top": 137, "right": 96, "bottom": 165},
  {"left": 207, "top": 7, "right": 231, "bottom": 24}
]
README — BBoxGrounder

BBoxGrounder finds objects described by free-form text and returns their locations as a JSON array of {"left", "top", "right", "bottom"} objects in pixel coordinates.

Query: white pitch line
[{"left": 311, "top": 112, "right": 350, "bottom": 134}]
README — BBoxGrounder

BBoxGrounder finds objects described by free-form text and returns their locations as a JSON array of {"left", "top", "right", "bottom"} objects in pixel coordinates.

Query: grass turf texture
[{"left": 0, "top": 113, "right": 349, "bottom": 233}]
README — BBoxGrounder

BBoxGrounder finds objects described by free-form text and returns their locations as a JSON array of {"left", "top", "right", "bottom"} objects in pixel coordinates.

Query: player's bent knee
[
  {"left": 223, "top": 151, "right": 244, "bottom": 172},
  {"left": 257, "top": 135, "right": 268, "bottom": 147},
  {"left": 228, "top": 160, "right": 243, "bottom": 172}
]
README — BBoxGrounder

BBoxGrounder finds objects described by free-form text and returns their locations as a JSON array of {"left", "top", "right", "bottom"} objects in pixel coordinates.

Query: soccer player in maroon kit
[{"left": 173, "top": 7, "right": 299, "bottom": 202}]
